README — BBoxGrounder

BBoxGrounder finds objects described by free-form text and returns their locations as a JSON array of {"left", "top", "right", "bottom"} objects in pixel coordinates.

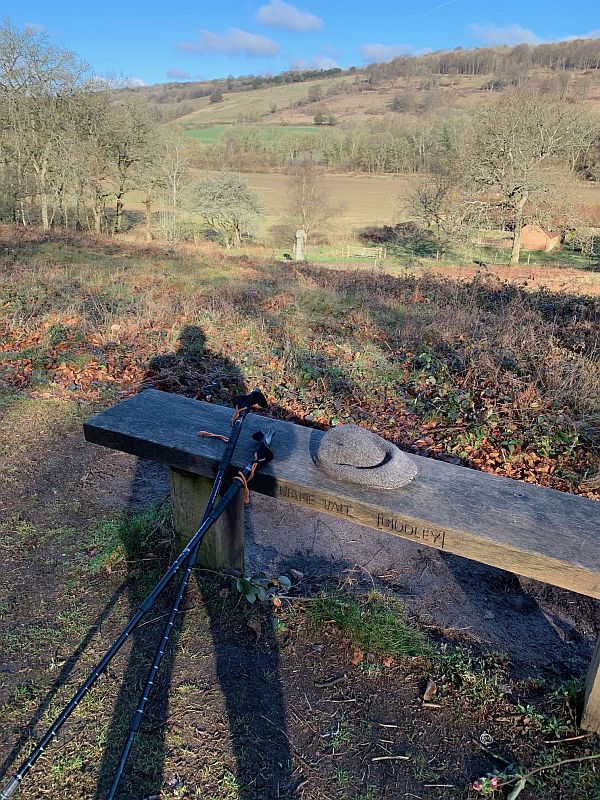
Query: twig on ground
[
  {"left": 502, "top": 753, "right": 600, "bottom": 786},
  {"left": 371, "top": 754, "right": 410, "bottom": 762}
]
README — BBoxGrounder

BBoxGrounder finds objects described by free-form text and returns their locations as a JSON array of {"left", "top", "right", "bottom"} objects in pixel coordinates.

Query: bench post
[
  {"left": 169, "top": 467, "right": 244, "bottom": 573},
  {"left": 582, "top": 633, "right": 600, "bottom": 733}
]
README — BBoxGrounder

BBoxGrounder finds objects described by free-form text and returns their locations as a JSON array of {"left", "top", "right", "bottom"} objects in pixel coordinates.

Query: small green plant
[
  {"left": 333, "top": 767, "right": 352, "bottom": 786},
  {"left": 550, "top": 675, "right": 585, "bottom": 705},
  {"left": 231, "top": 574, "right": 291, "bottom": 604},
  {"left": 436, "top": 645, "right": 508, "bottom": 711},
  {"left": 310, "top": 590, "right": 430, "bottom": 659},
  {"left": 322, "top": 714, "right": 350, "bottom": 750},
  {"left": 471, "top": 773, "right": 500, "bottom": 796},
  {"left": 356, "top": 788, "right": 380, "bottom": 800}
]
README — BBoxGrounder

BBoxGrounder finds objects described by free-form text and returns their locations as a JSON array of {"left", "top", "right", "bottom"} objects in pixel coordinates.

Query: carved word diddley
[{"left": 376, "top": 513, "right": 447, "bottom": 548}]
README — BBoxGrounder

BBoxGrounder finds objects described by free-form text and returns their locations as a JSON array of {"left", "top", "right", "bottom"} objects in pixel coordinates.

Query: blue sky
[{"left": 5, "top": 0, "right": 600, "bottom": 86}]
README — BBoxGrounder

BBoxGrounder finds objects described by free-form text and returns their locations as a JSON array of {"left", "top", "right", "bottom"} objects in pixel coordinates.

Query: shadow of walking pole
[{"left": 0, "top": 580, "right": 129, "bottom": 780}]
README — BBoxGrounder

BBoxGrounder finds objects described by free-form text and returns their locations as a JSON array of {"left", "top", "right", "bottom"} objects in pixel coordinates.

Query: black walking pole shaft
[
  {"left": 0, "top": 483, "right": 247, "bottom": 799},
  {"left": 0, "top": 390, "right": 269, "bottom": 800},
  {"left": 106, "top": 398, "right": 269, "bottom": 799}
]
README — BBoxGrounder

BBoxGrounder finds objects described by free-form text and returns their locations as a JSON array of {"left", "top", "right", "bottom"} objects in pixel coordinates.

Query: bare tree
[
  {"left": 192, "top": 172, "right": 263, "bottom": 249},
  {"left": 285, "top": 155, "right": 338, "bottom": 244},
  {"left": 0, "top": 20, "right": 87, "bottom": 229},
  {"left": 405, "top": 156, "right": 457, "bottom": 237},
  {"left": 104, "top": 99, "right": 157, "bottom": 234},
  {"left": 462, "top": 92, "right": 593, "bottom": 264}
]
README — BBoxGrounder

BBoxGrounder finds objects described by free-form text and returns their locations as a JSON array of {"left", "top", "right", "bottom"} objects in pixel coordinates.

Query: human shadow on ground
[{"left": 94, "top": 325, "right": 296, "bottom": 799}]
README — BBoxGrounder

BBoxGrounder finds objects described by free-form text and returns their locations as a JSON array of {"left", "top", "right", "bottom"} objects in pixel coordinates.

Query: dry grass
[
  {"left": 1, "top": 226, "right": 598, "bottom": 496},
  {"left": 173, "top": 76, "right": 355, "bottom": 128}
]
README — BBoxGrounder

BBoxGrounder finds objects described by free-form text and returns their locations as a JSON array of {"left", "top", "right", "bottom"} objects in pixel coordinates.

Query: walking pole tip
[{"left": 0, "top": 776, "right": 21, "bottom": 799}]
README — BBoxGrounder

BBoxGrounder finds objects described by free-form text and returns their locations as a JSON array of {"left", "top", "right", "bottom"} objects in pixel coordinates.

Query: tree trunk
[
  {"left": 93, "top": 205, "right": 102, "bottom": 234},
  {"left": 510, "top": 199, "right": 526, "bottom": 266},
  {"left": 40, "top": 190, "right": 49, "bottom": 231},
  {"left": 114, "top": 193, "right": 124, "bottom": 234},
  {"left": 144, "top": 197, "right": 153, "bottom": 242}
]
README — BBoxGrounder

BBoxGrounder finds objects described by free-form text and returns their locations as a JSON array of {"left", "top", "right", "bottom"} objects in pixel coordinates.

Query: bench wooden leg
[
  {"left": 582, "top": 632, "right": 600, "bottom": 733},
  {"left": 169, "top": 467, "right": 244, "bottom": 573}
]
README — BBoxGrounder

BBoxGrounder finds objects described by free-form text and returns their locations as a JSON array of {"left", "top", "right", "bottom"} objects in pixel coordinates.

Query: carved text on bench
[
  {"left": 277, "top": 485, "right": 448, "bottom": 548},
  {"left": 377, "top": 513, "right": 447, "bottom": 548}
]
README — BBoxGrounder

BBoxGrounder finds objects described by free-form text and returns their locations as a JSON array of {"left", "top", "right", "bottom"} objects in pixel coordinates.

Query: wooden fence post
[
  {"left": 582, "top": 633, "right": 600, "bottom": 733},
  {"left": 169, "top": 467, "right": 244, "bottom": 572}
]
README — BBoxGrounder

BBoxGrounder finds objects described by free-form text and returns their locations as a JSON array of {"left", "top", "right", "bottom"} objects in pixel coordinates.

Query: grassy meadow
[{"left": 183, "top": 125, "right": 322, "bottom": 145}]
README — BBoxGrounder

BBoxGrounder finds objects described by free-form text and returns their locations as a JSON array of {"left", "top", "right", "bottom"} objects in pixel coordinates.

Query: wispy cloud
[
  {"left": 166, "top": 68, "right": 191, "bottom": 80},
  {"left": 358, "top": 43, "right": 425, "bottom": 63},
  {"left": 288, "top": 55, "right": 339, "bottom": 70},
  {"left": 126, "top": 76, "right": 147, "bottom": 88},
  {"left": 177, "top": 28, "right": 280, "bottom": 58},
  {"left": 417, "top": 0, "right": 460, "bottom": 21},
  {"left": 256, "top": 0, "right": 323, "bottom": 32},
  {"left": 469, "top": 23, "right": 541, "bottom": 46}
]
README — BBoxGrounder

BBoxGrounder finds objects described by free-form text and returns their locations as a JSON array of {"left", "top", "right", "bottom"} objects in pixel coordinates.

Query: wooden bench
[{"left": 84, "top": 388, "right": 600, "bottom": 732}]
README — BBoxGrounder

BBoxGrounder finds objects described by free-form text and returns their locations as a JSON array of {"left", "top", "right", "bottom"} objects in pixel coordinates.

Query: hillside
[
  {"left": 123, "top": 38, "right": 600, "bottom": 134},
  {"left": 152, "top": 67, "right": 600, "bottom": 133},
  {"left": 174, "top": 74, "right": 356, "bottom": 127}
]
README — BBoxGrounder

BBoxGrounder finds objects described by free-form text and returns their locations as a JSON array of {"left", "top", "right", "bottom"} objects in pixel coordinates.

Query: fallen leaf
[
  {"left": 351, "top": 648, "right": 365, "bottom": 665},
  {"left": 247, "top": 620, "right": 262, "bottom": 641},
  {"left": 423, "top": 677, "right": 437, "bottom": 701},
  {"left": 383, "top": 656, "right": 394, "bottom": 668}
]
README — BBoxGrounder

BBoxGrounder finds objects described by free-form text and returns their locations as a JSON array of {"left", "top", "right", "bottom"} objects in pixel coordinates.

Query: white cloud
[
  {"left": 178, "top": 28, "right": 280, "bottom": 57},
  {"left": 288, "top": 55, "right": 339, "bottom": 70},
  {"left": 560, "top": 29, "right": 600, "bottom": 41},
  {"left": 358, "top": 43, "right": 420, "bottom": 63},
  {"left": 126, "top": 76, "right": 147, "bottom": 88},
  {"left": 469, "top": 23, "right": 541, "bottom": 46},
  {"left": 166, "top": 68, "right": 191, "bottom": 80},
  {"left": 256, "top": 0, "right": 323, "bottom": 32}
]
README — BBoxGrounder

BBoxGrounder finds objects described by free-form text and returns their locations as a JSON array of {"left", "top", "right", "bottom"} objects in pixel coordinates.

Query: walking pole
[
  {"left": 0, "top": 392, "right": 269, "bottom": 800},
  {"left": 198, "top": 389, "right": 268, "bottom": 517},
  {"left": 106, "top": 426, "right": 274, "bottom": 799}
]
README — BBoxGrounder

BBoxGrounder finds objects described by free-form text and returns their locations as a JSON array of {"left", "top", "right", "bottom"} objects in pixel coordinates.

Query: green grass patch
[
  {"left": 310, "top": 590, "right": 430, "bottom": 659},
  {"left": 81, "top": 504, "right": 171, "bottom": 574},
  {"left": 184, "top": 123, "right": 322, "bottom": 145},
  {"left": 435, "top": 645, "right": 509, "bottom": 712}
]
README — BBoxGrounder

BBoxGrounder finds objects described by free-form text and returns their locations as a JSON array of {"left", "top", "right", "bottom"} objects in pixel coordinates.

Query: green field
[{"left": 184, "top": 124, "right": 323, "bottom": 145}]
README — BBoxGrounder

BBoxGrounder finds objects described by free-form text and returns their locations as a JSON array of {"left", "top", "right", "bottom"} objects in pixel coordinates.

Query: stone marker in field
[{"left": 295, "top": 229, "right": 305, "bottom": 261}]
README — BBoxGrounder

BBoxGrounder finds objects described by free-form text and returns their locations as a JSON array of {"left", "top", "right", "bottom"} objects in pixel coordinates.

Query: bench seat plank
[{"left": 84, "top": 389, "right": 600, "bottom": 600}]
